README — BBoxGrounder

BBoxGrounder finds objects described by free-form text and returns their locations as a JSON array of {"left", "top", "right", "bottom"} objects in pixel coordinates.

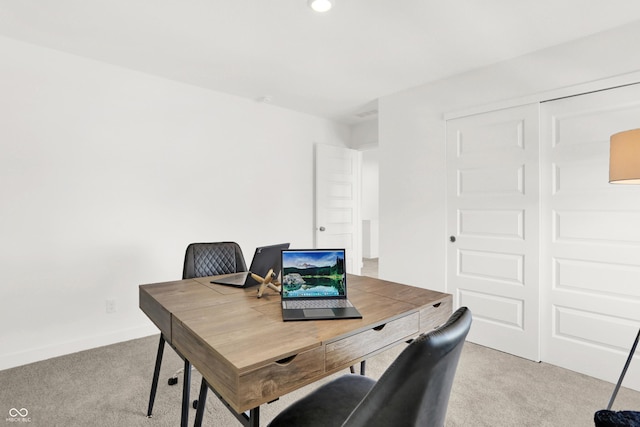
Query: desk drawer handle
[
  {"left": 373, "top": 324, "right": 386, "bottom": 331},
  {"left": 433, "top": 303, "right": 441, "bottom": 308},
  {"left": 275, "top": 355, "right": 297, "bottom": 365}
]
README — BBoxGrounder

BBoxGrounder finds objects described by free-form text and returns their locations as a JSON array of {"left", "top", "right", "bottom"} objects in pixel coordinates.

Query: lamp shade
[{"left": 609, "top": 128, "right": 640, "bottom": 184}]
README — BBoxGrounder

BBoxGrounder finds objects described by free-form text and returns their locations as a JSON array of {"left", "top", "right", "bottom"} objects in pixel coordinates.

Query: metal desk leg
[
  {"left": 193, "top": 377, "right": 260, "bottom": 427},
  {"left": 349, "top": 360, "right": 366, "bottom": 375},
  {"left": 248, "top": 407, "right": 260, "bottom": 427},
  {"left": 181, "top": 359, "right": 191, "bottom": 427},
  {"left": 194, "top": 378, "right": 208, "bottom": 427},
  {"left": 147, "top": 335, "right": 166, "bottom": 417}
]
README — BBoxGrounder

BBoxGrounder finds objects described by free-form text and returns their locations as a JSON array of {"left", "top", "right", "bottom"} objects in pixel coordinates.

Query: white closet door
[
  {"left": 447, "top": 104, "right": 540, "bottom": 361},
  {"left": 541, "top": 84, "right": 640, "bottom": 390}
]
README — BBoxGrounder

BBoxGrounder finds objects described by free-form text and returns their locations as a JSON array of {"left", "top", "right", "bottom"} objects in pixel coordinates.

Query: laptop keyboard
[{"left": 284, "top": 299, "right": 353, "bottom": 309}]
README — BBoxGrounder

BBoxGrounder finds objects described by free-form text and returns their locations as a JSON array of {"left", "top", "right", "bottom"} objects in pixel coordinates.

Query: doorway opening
[{"left": 361, "top": 147, "right": 379, "bottom": 278}]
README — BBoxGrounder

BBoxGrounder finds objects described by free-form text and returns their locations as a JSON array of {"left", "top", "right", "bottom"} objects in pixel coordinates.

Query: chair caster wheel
[
  {"left": 168, "top": 377, "right": 178, "bottom": 386},
  {"left": 192, "top": 400, "right": 198, "bottom": 409}
]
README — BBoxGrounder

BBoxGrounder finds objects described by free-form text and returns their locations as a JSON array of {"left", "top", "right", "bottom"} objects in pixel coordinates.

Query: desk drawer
[
  {"left": 420, "top": 296, "right": 453, "bottom": 333},
  {"left": 239, "top": 345, "right": 325, "bottom": 409},
  {"left": 325, "top": 312, "right": 419, "bottom": 371}
]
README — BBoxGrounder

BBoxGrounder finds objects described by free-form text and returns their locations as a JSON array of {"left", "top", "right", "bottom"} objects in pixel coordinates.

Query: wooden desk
[{"left": 139, "top": 274, "right": 451, "bottom": 424}]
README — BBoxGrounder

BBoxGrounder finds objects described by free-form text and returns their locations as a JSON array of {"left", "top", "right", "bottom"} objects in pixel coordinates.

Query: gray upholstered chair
[
  {"left": 267, "top": 306, "right": 472, "bottom": 427},
  {"left": 146, "top": 242, "right": 247, "bottom": 418},
  {"left": 181, "top": 241, "right": 247, "bottom": 280}
]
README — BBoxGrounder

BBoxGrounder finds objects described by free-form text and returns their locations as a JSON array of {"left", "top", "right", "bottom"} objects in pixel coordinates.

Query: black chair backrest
[
  {"left": 182, "top": 242, "right": 247, "bottom": 279},
  {"left": 344, "top": 307, "right": 472, "bottom": 427}
]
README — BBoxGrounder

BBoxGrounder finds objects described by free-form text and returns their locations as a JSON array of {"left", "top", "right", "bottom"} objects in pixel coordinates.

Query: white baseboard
[{"left": 0, "top": 324, "right": 159, "bottom": 371}]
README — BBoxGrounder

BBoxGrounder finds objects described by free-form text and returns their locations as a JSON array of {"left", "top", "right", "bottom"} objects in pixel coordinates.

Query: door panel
[
  {"left": 315, "top": 144, "right": 362, "bottom": 275},
  {"left": 447, "top": 104, "right": 540, "bottom": 361},
  {"left": 541, "top": 83, "right": 640, "bottom": 390}
]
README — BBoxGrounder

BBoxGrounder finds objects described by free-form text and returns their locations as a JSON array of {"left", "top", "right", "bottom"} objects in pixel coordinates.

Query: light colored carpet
[{"left": 1, "top": 334, "right": 639, "bottom": 427}]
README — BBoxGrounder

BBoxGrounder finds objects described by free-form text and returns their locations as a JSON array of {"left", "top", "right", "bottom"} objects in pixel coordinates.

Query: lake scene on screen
[{"left": 282, "top": 250, "right": 345, "bottom": 298}]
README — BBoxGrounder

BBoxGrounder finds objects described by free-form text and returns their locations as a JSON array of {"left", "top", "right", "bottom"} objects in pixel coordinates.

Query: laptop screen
[
  {"left": 246, "top": 242, "right": 290, "bottom": 284},
  {"left": 281, "top": 249, "right": 347, "bottom": 299}
]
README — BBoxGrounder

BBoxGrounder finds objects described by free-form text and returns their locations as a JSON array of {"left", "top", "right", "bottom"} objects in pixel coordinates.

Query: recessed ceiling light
[{"left": 308, "top": 0, "right": 333, "bottom": 13}]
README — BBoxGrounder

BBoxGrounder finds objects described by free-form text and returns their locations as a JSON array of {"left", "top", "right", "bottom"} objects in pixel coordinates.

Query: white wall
[
  {"left": 0, "top": 36, "right": 350, "bottom": 369},
  {"left": 350, "top": 119, "right": 378, "bottom": 150},
  {"left": 378, "top": 20, "right": 640, "bottom": 289}
]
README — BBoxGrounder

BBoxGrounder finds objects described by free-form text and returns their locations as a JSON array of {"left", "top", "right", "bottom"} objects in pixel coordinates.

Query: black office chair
[
  {"left": 146, "top": 242, "right": 247, "bottom": 419},
  {"left": 266, "top": 306, "right": 472, "bottom": 427}
]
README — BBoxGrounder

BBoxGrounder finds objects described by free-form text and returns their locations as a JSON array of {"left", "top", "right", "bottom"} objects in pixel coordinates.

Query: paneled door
[
  {"left": 447, "top": 104, "right": 540, "bottom": 361},
  {"left": 540, "top": 83, "right": 640, "bottom": 389},
  {"left": 315, "top": 144, "right": 362, "bottom": 275}
]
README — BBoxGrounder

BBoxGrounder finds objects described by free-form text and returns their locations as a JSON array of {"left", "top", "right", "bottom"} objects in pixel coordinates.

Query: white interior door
[
  {"left": 540, "top": 83, "right": 640, "bottom": 390},
  {"left": 315, "top": 144, "right": 362, "bottom": 275},
  {"left": 447, "top": 104, "right": 540, "bottom": 361}
]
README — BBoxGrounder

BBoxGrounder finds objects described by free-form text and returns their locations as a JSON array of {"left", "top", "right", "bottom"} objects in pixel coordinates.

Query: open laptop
[
  {"left": 281, "top": 248, "right": 362, "bottom": 321},
  {"left": 210, "top": 242, "right": 290, "bottom": 288}
]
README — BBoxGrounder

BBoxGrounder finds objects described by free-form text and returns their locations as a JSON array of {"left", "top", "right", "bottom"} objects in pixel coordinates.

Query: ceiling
[{"left": 2, "top": 1, "right": 640, "bottom": 124}]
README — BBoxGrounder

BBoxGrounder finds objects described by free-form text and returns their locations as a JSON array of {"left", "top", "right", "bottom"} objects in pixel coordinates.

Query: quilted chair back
[{"left": 182, "top": 242, "right": 247, "bottom": 279}]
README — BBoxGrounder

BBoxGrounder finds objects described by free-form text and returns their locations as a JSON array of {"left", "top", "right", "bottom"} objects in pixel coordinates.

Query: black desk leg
[
  {"left": 147, "top": 335, "right": 166, "bottom": 417},
  {"left": 248, "top": 407, "right": 260, "bottom": 427},
  {"left": 194, "top": 378, "right": 209, "bottom": 427},
  {"left": 349, "top": 361, "right": 366, "bottom": 376},
  {"left": 193, "top": 378, "right": 260, "bottom": 427},
  {"left": 181, "top": 359, "right": 191, "bottom": 427}
]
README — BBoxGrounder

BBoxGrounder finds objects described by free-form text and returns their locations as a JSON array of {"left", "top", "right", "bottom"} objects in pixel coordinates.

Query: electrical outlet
[{"left": 106, "top": 298, "right": 117, "bottom": 314}]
